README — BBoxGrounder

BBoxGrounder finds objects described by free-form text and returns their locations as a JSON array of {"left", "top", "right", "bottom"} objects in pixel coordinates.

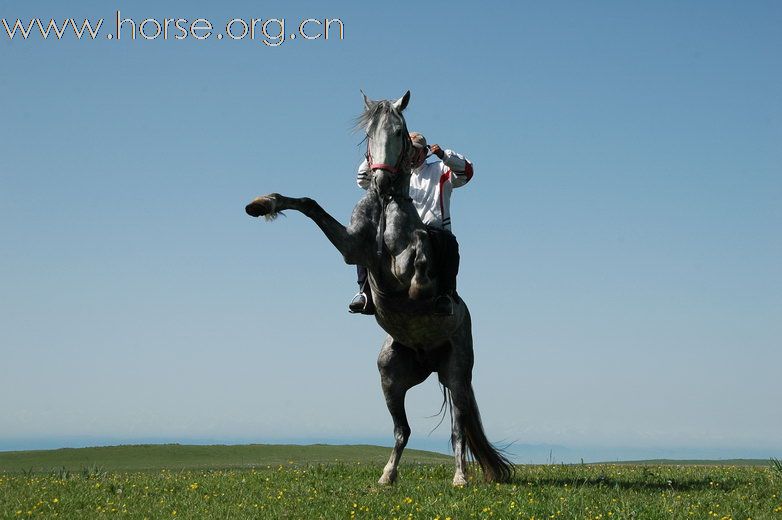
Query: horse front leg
[{"left": 246, "top": 193, "right": 366, "bottom": 265}]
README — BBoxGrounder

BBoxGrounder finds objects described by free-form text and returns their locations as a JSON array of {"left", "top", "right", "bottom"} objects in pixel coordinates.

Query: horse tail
[{"left": 456, "top": 385, "right": 514, "bottom": 483}]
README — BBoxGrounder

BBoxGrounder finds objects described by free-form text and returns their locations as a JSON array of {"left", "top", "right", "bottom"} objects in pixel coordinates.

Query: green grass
[
  {"left": 1, "top": 445, "right": 781, "bottom": 519},
  {"left": 601, "top": 459, "right": 774, "bottom": 467}
]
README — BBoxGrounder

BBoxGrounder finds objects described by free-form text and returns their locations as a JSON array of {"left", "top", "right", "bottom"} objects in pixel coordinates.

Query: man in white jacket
[{"left": 349, "top": 131, "right": 474, "bottom": 316}]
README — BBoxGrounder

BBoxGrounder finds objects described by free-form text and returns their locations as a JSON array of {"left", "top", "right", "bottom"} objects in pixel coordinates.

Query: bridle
[{"left": 365, "top": 127, "right": 412, "bottom": 175}]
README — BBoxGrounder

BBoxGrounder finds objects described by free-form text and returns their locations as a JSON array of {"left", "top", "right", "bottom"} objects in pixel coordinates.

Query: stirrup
[
  {"left": 433, "top": 294, "right": 454, "bottom": 316},
  {"left": 348, "top": 292, "right": 368, "bottom": 314}
]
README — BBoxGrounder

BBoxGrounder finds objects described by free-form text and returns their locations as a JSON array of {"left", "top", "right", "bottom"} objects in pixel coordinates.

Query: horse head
[{"left": 359, "top": 90, "right": 414, "bottom": 198}]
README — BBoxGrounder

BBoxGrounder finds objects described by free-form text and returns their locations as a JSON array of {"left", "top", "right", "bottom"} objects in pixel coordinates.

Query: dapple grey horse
[{"left": 245, "top": 91, "right": 512, "bottom": 486}]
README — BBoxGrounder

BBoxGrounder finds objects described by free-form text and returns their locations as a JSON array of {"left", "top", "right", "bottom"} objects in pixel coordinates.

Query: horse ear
[
  {"left": 361, "top": 89, "right": 374, "bottom": 111},
  {"left": 393, "top": 90, "right": 411, "bottom": 112}
]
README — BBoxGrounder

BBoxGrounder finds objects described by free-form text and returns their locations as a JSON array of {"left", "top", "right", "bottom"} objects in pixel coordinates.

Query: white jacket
[{"left": 356, "top": 149, "right": 473, "bottom": 231}]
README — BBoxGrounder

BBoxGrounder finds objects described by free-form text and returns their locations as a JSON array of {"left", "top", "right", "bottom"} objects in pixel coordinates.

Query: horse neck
[
  {"left": 373, "top": 174, "right": 418, "bottom": 236},
  {"left": 382, "top": 172, "right": 412, "bottom": 200}
]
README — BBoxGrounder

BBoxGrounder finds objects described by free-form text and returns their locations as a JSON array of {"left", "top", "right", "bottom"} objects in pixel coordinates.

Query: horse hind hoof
[
  {"left": 452, "top": 475, "right": 468, "bottom": 487},
  {"left": 377, "top": 471, "right": 397, "bottom": 485}
]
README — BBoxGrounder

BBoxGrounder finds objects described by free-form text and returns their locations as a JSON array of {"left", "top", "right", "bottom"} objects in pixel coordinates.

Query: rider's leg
[
  {"left": 358, "top": 264, "right": 368, "bottom": 288},
  {"left": 435, "top": 231, "right": 459, "bottom": 315},
  {"left": 429, "top": 228, "right": 459, "bottom": 316},
  {"left": 440, "top": 231, "right": 460, "bottom": 295},
  {"left": 349, "top": 265, "right": 375, "bottom": 314}
]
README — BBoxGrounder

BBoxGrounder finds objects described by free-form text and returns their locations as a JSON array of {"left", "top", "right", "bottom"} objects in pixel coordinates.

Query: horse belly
[{"left": 374, "top": 307, "right": 463, "bottom": 349}]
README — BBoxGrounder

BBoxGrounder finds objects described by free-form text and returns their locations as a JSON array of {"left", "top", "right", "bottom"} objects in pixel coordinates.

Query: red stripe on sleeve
[
  {"left": 464, "top": 161, "right": 474, "bottom": 182},
  {"left": 438, "top": 170, "right": 450, "bottom": 221}
]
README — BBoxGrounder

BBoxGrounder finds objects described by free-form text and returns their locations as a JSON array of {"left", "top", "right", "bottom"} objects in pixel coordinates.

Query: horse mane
[{"left": 354, "top": 99, "right": 399, "bottom": 134}]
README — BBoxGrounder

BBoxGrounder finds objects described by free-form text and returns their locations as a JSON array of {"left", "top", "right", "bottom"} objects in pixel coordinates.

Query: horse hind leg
[
  {"left": 377, "top": 337, "right": 430, "bottom": 485},
  {"left": 440, "top": 377, "right": 469, "bottom": 486},
  {"left": 444, "top": 381, "right": 514, "bottom": 484},
  {"left": 439, "top": 339, "right": 514, "bottom": 485}
]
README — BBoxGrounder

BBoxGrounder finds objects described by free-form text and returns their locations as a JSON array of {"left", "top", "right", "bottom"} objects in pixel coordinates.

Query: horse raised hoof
[{"left": 245, "top": 195, "right": 280, "bottom": 220}]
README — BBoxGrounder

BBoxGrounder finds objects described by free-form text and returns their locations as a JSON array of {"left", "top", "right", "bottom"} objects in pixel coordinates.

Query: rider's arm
[
  {"left": 442, "top": 149, "right": 474, "bottom": 188},
  {"left": 357, "top": 158, "right": 371, "bottom": 190}
]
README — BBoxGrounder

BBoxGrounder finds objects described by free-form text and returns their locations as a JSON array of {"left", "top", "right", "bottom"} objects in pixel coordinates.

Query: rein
[{"left": 365, "top": 131, "right": 413, "bottom": 257}]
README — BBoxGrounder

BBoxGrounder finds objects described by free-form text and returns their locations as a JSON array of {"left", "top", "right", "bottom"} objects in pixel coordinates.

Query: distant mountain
[{"left": 0, "top": 443, "right": 450, "bottom": 473}]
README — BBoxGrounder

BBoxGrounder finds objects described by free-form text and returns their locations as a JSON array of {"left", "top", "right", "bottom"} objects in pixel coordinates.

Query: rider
[{"left": 349, "top": 131, "right": 474, "bottom": 316}]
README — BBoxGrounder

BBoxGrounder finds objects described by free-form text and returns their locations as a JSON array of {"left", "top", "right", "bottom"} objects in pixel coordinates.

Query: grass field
[{"left": 1, "top": 445, "right": 781, "bottom": 519}]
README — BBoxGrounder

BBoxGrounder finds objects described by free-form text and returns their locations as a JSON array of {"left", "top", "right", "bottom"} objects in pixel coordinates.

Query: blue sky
[{"left": 1, "top": 0, "right": 780, "bottom": 462}]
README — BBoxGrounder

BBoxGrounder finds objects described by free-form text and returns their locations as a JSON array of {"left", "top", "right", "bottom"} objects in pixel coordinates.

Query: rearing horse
[{"left": 245, "top": 90, "right": 512, "bottom": 486}]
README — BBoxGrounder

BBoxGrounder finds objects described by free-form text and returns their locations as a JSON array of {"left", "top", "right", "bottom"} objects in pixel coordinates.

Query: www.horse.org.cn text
[{"left": 2, "top": 11, "right": 345, "bottom": 47}]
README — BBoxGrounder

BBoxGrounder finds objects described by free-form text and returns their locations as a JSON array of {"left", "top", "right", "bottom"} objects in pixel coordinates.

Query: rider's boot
[{"left": 349, "top": 290, "right": 376, "bottom": 315}]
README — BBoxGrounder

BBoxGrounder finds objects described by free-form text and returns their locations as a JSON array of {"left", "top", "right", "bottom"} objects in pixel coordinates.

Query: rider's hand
[{"left": 429, "top": 144, "right": 445, "bottom": 159}]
